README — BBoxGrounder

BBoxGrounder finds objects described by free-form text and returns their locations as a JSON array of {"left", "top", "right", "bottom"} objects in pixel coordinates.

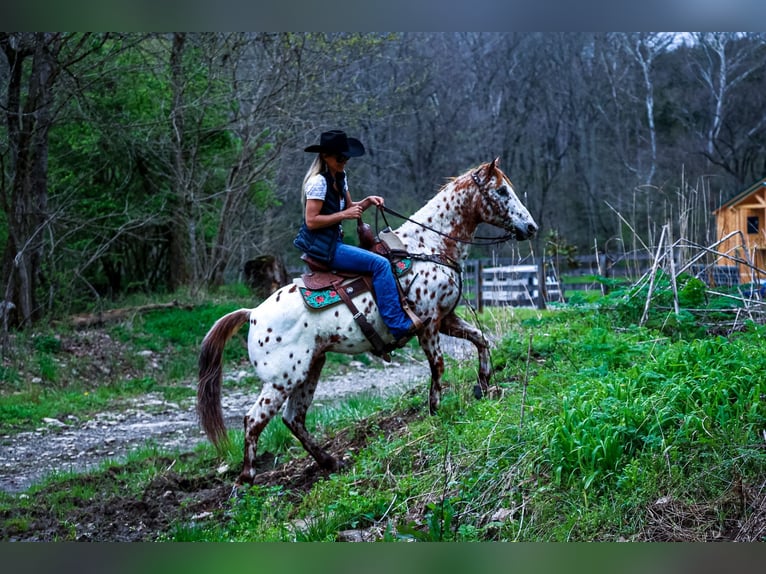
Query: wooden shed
[{"left": 713, "top": 177, "right": 766, "bottom": 283}]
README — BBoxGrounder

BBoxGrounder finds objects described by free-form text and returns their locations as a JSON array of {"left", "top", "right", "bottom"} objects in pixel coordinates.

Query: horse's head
[{"left": 472, "top": 158, "right": 537, "bottom": 241}]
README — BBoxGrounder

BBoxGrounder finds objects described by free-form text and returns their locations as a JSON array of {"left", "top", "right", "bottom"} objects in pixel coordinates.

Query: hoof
[
  {"left": 235, "top": 471, "right": 255, "bottom": 489},
  {"left": 319, "top": 456, "right": 344, "bottom": 472},
  {"left": 229, "top": 483, "right": 244, "bottom": 499}
]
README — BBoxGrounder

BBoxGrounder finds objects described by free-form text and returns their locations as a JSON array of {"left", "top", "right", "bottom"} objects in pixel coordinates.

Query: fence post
[
  {"left": 536, "top": 261, "right": 547, "bottom": 310},
  {"left": 477, "top": 260, "right": 484, "bottom": 313}
]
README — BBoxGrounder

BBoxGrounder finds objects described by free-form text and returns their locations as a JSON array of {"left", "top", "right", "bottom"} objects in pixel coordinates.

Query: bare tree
[
  {"left": 687, "top": 32, "right": 766, "bottom": 185},
  {"left": 616, "top": 33, "right": 674, "bottom": 187}
]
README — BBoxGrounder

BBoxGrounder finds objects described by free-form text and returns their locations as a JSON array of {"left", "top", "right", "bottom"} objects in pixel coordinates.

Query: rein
[
  {"left": 375, "top": 170, "right": 517, "bottom": 246},
  {"left": 378, "top": 205, "right": 515, "bottom": 246},
  {"left": 375, "top": 167, "right": 514, "bottom": 318}
]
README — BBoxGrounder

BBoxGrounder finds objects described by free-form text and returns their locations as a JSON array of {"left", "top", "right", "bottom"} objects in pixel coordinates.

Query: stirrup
[
  {"left": 401, "top": 300, "right": 424, "bottom": 332},
  {"left": 386, "top": 316, "right": 432, "bottom": 351}
]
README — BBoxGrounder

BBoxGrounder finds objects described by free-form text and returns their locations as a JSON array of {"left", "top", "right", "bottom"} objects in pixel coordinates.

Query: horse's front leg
[
  {"left": 419, "top": 325, "right": 445, "bottom": 415},
  {"left": 439, "top": 312, "right": 492, "bottom": 399}
]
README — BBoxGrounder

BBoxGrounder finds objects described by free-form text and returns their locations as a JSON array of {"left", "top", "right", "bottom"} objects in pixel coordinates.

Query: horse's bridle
[{"left": 377, "top": 168, "right": 519, "bottom": 247}]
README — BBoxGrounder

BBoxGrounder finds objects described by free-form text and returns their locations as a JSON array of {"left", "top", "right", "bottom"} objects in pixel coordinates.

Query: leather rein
[{"left": 374, "top": 169, "right": 518, "bottom": 247}]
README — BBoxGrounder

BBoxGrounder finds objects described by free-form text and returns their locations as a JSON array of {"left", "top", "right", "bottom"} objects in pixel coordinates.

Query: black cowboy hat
[{"left": 304, "top": 130, "right": 365, "bottom": 157}]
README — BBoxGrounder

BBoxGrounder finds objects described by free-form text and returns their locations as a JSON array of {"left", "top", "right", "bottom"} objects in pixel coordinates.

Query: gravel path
[{"left": 0, "top": 335, "right": 475, "bottom": 493}]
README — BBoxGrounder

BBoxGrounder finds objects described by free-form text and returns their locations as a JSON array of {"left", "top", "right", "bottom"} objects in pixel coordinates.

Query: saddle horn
[{"left": 357, "top": 217, "right": 376, "bottom": 250}]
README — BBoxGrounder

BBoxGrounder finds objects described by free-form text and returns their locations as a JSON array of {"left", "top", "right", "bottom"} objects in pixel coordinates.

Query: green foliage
[
  {"left": 179, "top": 485, "right": 291, "bottom": 542},
  {"left": 545, "top": 230, "right": 579, "bottom": 269},
  {"left": 32, "top": 334, "right": 62, "bottom": 354},
  {"left": 494, "top": 308, "right": 766, "bottom": 503},
  {"left": 5, "top": 288, "right": 766, "bottom": 542},
  {"left": 678, "top": 276, "right": 707, "bottom": 307},
  {"left": 594, "top": 270, "right": 739, "bottom": 339},
  {"left": 40, "top": 35, "right": 282, "bottom": 307}
]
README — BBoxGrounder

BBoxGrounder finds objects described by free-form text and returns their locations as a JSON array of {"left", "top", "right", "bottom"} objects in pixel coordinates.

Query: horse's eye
[{"left": 495, "top": 186, "right": 509, "bottom": 198}]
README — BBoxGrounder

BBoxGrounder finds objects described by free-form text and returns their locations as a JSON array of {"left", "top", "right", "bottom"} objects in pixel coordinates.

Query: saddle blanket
[{"left": 299, "top": 258, "right": 412, "bottom": 310}]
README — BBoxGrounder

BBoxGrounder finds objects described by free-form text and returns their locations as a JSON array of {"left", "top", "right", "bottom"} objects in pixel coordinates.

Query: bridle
[
  {"left": 376, "top": 168, "right": 523, "bottom": 318},
  {"left": 376, "top": 169, "right": 519, "bottom": 247}
]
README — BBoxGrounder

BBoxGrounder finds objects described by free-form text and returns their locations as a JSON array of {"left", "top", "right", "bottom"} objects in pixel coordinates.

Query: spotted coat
[{"left": 197, "top": 159, "right": 537, "bottom": 485}]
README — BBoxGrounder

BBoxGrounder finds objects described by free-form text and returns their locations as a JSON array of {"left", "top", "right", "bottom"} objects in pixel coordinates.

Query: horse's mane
[{"left": 441, "top": 161, "right": 497, "bottom": 194}]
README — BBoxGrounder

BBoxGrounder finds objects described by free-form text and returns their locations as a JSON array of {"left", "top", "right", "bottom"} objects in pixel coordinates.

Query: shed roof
[{"left": 714, "top": 177, "right": 766, "bottom": 214}]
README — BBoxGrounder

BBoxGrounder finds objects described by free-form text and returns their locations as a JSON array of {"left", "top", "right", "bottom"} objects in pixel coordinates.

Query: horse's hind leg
[
  {"left": 282, "top": 352, "right": 341, "bottom": 471},
  {"left": 439, "top": 312, "right": 492, "bottom": 399},
  {"left": 238, "top": 382, "right": 290, "bottom": 485}
]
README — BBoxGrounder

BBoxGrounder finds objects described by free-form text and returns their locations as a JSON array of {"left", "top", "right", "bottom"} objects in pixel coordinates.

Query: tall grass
[{"left": 179, "top": 293, "right": 766, "bottom": 542}]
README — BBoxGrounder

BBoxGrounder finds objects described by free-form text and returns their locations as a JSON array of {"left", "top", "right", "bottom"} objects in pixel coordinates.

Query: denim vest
[{"left": 293, "top": 172, "right": 344, "bottom": 263}]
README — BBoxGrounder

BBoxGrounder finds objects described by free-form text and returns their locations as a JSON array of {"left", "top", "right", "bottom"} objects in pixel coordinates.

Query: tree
[
  {"left": 0, "top": 33, "right": 110, "bottom": 326},
  {"left": 5, "top": 32, "right": 766, "bottom": 329},
  {"left": 686, "top": 32, "right": 766, "bottom": 185},
  {"left": 617, "top": 32, "right": 675, "bottom": 187}
]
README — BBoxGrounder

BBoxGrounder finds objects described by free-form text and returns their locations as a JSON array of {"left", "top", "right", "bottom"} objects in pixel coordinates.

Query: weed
[{"left": 32, "top": 334, "right": 62, "bottom": 354}]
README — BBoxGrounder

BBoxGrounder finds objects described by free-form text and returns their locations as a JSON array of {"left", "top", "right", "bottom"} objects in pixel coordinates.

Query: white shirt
[{"left": 304, "top": 173, "right": 347, "bottom": 209}]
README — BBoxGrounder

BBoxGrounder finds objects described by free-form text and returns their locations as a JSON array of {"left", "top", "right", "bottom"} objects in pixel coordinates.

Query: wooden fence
[
  {"left": 286, "top": 249, "right": 742, "bottom": 312},
  {"left": 462, "top": 253, "right": 672, "bottom": 311}
]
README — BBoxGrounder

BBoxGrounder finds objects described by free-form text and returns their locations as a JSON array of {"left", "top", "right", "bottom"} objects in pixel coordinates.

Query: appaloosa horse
[{"left": 198, "top": 159, "right": 537, "bottom": 484}]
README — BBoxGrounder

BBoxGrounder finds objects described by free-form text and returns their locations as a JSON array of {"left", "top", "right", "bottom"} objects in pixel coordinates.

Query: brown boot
[{"left": 391, "top": 316, "right": 432, "bottom": 349}]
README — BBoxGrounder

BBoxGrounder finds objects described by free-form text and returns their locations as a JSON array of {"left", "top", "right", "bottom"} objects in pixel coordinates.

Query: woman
[{"left": 294, "top": 130, "right": 422, "bottom": 343}]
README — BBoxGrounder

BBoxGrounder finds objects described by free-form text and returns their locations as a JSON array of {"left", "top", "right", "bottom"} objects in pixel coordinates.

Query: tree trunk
[
  {"left": 167, "top": 32, "right": 191, "bottom": 291},
  {"left": 0, "top": 34, "right": 61, "bottom": 326}
]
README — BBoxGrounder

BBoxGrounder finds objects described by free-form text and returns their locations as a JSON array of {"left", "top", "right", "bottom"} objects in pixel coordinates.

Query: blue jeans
[{"left": 331, "top": 242, "right": 413, "bottom": 339}]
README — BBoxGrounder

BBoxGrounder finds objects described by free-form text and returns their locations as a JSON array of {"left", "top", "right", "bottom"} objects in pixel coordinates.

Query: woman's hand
[
  {"left": 363, "top": 195, "right": 385, "bottom": 209},
  {"left": 305, "top": 198, "right": 362, "bottom": 229},
  {"left": 343, "top": 204, "right": 365, "bottom": 219}
]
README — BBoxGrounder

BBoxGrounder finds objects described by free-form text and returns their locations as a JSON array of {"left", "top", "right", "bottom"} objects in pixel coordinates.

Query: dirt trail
[{"left": 0, "top": 336, "right": 474, "bottom": 494}]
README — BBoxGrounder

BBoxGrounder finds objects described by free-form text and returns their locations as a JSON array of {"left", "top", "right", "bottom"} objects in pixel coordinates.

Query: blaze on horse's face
[{"left": 477, "top": 159, "right": 538, "bottom": 241}]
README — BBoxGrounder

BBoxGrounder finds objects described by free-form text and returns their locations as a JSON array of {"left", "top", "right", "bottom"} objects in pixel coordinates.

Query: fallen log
[{"left": 69, "top": 301, "right": 192, "bottom": 329}]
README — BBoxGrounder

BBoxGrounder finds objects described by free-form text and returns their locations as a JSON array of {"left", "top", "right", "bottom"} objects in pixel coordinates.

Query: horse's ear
[{"left": 486, "top": 157, "right": 499, "bottom": 177}]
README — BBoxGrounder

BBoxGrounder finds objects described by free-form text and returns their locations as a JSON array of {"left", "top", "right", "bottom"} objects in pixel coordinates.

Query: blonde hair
[{"left": 301, "top": 154, "right": 327, "bottom": 209}]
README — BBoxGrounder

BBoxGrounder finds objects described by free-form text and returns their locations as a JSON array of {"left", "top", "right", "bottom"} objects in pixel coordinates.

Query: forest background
[{"left": 2, "top": 32, "right": 766, "bottom": 327}]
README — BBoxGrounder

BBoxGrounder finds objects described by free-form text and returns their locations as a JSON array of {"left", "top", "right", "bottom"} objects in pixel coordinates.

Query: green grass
[
  {"left": 4, "top": 281, "right": 766, "bottom": 542},
  {"left": 168, "top": 294, "right": 766, "bottom": 542}
]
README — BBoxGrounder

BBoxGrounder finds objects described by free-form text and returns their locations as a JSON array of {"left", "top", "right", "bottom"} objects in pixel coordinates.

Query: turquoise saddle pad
[{"left": 299, "top": 258, "right": 412, "bottom": 310}]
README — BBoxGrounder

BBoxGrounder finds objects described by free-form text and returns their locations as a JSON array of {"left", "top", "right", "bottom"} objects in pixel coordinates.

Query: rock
[
  {"left": 42, "top": 418, "right": 67, "bottom": 428},
  {"left": 489, "top": 508, "right": 515, "bottom": 523},
  {"left": 337, "top": 528, "right": 379, "bottom": 542}
]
